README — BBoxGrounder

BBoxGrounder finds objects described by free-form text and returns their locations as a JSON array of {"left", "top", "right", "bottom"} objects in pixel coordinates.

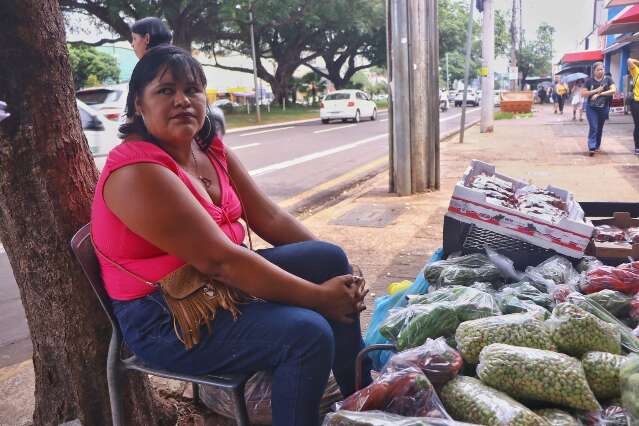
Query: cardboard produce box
[
  {"left": 446, "top": 160, "right": 594, "bottom": 258},
  {"left": 587, "top": 212, "right": 639, "bottom": 261}
]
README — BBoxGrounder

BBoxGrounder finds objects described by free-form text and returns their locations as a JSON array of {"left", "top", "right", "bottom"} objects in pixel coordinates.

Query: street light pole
[
  {"left": 248, "top": 1, "right": 261, "bottom": 122},
  {"left": 459, "top": 0, "right": 474, "bottom": 144},
  {"left": 480, "top": 0, "right": 494, "bottom": 133},
  {"left": 446, "top": 52, "right": 450, "bottom": 90}
]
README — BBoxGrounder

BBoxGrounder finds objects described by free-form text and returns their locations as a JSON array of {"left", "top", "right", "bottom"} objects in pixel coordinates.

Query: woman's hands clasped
[{"left": 316, "top": 275, "right": 369, "bottom": 324}]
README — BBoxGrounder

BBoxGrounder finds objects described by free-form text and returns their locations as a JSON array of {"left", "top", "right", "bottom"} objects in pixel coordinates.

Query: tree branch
[{"left": 68, "top": 36, "right": 127, "bottom": 47}]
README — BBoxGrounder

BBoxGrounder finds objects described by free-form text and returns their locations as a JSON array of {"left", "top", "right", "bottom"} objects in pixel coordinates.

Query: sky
[{"left": 492, "top": 0, "right": 596, "bottom": 62}]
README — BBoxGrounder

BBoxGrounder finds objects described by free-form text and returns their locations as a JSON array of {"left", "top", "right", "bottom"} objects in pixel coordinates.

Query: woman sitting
[{"left": 90, "top": 45, "right": 371, "bottom": 425}]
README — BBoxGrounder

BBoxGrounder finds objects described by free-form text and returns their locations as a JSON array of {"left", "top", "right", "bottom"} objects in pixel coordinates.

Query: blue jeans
[
  {"left": 112, "top": 240, "right": 372, "bottom": 426},
  {"left": 585, "top": 102, "right": 609, "bottom": 151}
]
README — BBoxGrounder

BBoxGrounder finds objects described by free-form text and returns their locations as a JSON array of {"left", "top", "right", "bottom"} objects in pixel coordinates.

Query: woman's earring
[{"left": 198, "top": 115, "right": 213, "bottom": 142}]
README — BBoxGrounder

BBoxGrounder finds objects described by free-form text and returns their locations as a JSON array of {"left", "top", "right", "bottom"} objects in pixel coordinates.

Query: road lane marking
[
  {"left": 313, "top": 124, "right": 356, "bottom": 134},
  {"left": 0, "top": 244, "right": 4, "bottom": 254},
  {"left": 381, "top": 118, "right": 389, "bottom": 122},
  {"left": 239, "top": 126, "right": 295, "bottom": 137},
  {"left": 249, "top": 133, "right": 389, "bottom": 177},
  {"left": 441, "top": 108, "right": 481, "bottom": 122},
  {"left": 280, "top": 156, "right": 388, "bottom": 209},
  {"left": 230, "top": 143, "right": 260, "bottom": 150}
]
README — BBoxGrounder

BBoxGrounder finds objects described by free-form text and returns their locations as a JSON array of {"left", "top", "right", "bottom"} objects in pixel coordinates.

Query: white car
[
  {"left": 77, "top": 99, "right": 120, "bottom": 170},
  {"left": 76, "top": 83, "right": 128, "bottom": 122},
  {"left": 454, "top": 89, "right": 478, "bottom": 107},
  {"left": 320, "top": 90, "right": 377, "bottom": 124}
]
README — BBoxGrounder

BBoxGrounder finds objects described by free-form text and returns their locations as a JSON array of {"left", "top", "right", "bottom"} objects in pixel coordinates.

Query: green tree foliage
[
  {"left": 516, "top": 23, "right": 555, "bottom": 87},
  {"left": 438, "top": 0, "right": 509, "bottom": 88},
  {"left": 210, "top": 0, "right": 362, "bottom": 105},
  {"left": 303, "top": 0, "right": 386, "bottom": 89},
  {"left": 60, "top": 0, "right": 227, "bottom": 50},
  {"left": 67, "top": 44, "right": 120, "bottom": 89}
]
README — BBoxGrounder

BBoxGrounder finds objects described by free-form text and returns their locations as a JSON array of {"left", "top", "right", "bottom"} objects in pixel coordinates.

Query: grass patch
[
  {"left": 494, "top": 111, "right": 533, "bottom": 120},
  {"left": 224, "top": 104, "right": 321, "bottom": 129}
]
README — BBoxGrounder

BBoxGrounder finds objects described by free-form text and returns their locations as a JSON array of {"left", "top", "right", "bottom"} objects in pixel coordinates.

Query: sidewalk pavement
[{"left": 2, "top": 104, "right": 638, "bottom": 425}]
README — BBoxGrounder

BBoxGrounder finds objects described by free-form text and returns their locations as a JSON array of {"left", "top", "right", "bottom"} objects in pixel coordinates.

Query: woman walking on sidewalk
[
  {"left": 627, "top": 57, "right": 639, "bottom": 155},
  {"left": 582, "top": 62, "right": 616, "bottom": 156}
]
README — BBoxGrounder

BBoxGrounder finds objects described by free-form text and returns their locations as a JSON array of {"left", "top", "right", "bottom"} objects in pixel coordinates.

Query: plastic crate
[{"left": 443, "top": 215, "right": 568, "bottom": 270}]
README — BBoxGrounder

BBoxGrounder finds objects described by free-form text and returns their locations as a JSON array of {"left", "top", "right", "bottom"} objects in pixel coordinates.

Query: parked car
[
  {"left": 320, "top": 90, "right": 377, "bottom": 124},
  {"left": 213, "top": 99, "right": 241, "bottom": 114},
  {"left": 454, "top": 89, "right": 478, "bottom": 107},
  {"left": 77, "top": 99, "right": 120, "bottom": 170},
  {"left": 475, "top": 90, "right": 482, "bottom": 104},
  {"left": 77, "top": 84, "right": 227, "bottom": 136},
  {"left": 76, "top": 83, "right": 128, "bottom": 122}
]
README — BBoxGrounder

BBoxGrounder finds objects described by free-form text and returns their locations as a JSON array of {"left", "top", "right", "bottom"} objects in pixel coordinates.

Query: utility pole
[
  {"left": 387, "top": 0, "right": 439, "bottom": 195},
  {"left": 459, "top": 0, "right": 474, "bottom": 144},
  {"left": 480, "top": 0, "right": 494, "bottom": 133},
  {"left": 510, "top": 0, "right": 519, "bottom": 90},
  {"left": 446, "top": 52, "right": 450, "bottom": 90},
  {"left": 248, "top": 1, "right": 261, "bottom": 122}
]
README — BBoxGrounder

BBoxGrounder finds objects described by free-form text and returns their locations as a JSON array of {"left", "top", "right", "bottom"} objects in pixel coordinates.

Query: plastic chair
[{"left": 70, "top": 224, "right": 251, "bottom": 426}]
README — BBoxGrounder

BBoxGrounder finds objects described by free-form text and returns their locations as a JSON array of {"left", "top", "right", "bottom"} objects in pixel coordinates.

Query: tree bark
[{"left": 0, "top": 2, "right": 174, "bottom": 425}]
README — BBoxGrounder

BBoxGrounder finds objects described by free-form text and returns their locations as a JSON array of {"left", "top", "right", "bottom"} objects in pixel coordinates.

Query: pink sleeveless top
[{"left": 91, "top": 137, "right": 245, "bottom": 301}]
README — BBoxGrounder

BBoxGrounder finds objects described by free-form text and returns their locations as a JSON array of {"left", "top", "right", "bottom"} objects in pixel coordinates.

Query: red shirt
[{"left": 91, "top": 137, "right": 245, "bottom": 301}]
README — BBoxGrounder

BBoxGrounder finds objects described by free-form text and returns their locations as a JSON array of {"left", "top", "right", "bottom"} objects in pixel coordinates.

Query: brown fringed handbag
[{"left": 93, "top": 239, "right": 251, "bottom": 350}]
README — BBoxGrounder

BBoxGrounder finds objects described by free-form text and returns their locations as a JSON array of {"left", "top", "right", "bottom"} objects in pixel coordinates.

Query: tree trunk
[
  {"left": 171, "top": 22, "right": 194, "bottom": 52},
  {"left": 0, "top": 2, "right": 174, "bottom": 425}
]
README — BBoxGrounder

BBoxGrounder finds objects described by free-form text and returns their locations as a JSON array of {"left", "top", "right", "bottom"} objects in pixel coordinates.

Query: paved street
[{"left": 0, "top": 107, "right": 480, "bottom": 368}]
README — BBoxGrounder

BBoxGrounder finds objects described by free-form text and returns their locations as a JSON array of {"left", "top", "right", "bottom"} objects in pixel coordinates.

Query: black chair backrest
[{"left": 70, "top": 223, "right": 119, "bottom": 332}]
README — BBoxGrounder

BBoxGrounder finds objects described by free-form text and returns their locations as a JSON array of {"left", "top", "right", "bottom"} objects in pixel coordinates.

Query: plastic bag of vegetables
[
  {"left": 497, "top": 293, "right": 551, "bottom": 317},
  {"left": 621, "top": 354, "right": 639, "bottom": 425},
  {"left": 334, "top": 367, "right": 450, "bottom": 418},
  {"left": 322, "top": 411, "right": 479, "bottom": 426},
  {"left": 577, "top": 404, "right": 628, "bottom": 426},
  {"left": 379, "top": 304, "right": 459, "bottom": 351},
  {"left": 533, "top": 409, "right": 581, "bottom": 426},
  {"left": 477, "top": 343, "right": 601, "bottom": 411},
  {"left": 546, "top": 302, "right": 622, "bottom": 357},
  {"left": 439, "top": 376, "right": 548, "bottom": 426},
  {"left": 423, "top": 254, "right": 503, "bottom": 289},
  {"left": 566, "top": 293, "right": 639, "bottom": 354},
  {"left": 408, "top": 286, "right": 501, "bottom": 321},
  {"left": 498, "top": 281, "right": 555, "bottom": 310},
  {"left": 585, "top": 289, "right": 633, "bottom": 317},
  {"left": 455, "top": 313, "right": 556, "bottom": 364},
  {"left": 581, "top": 261, "right": 639, "bottom": 295},
  {"left": 525, "top": 256, "right": 581, "bottom": 288},
  {"left": 383, "top": 338, "right": 463, "bottom": 386},
  {"left": 581, "top": 351, "right": 626, "bottom": 400}
]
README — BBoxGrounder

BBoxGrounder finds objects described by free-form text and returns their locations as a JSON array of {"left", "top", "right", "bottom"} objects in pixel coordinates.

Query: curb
[
  {"left": 226, "top": 109, "right": 389, "bottom": 134},
  {"left": 286, "top": 118, "right": 480, "bottom": 218}
]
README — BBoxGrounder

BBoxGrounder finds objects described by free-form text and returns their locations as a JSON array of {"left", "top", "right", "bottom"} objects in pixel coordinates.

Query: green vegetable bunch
[
  {"left": 477, "top": 343, "right": 600, "bottom": 411},
  {"left": 547, "top": 303, "right": 621, "bottom": 357},
  {"left": 455, "top": 313, "right": 556, "bottom": 364},
  {"left": 581, "top": 351, "right": 626, "bottom": 400},
  {"left": 440, "top": 376, "right": 548, "bottom": 426}
]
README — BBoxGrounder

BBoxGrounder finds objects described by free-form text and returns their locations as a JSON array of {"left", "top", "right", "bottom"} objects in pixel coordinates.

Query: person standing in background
[
  {"left": 582, "top": 62, "right": 616, "bottom": 156},
  {"left": 553, "top": 75, "right": 568, "bottom": 114},
  {"left": 130, "top": 17, "right": 172, "bottom": 59},
  {"left": 627, "top": 57, "right": 639, "bottom": 155}
]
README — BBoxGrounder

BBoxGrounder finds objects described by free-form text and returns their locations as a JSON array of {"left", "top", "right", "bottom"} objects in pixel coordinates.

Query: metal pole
[
  {"left": 480, "top": 0, "right": 494, "bottom": 133},
  {"left": 385, "top": 0, "right": 395, "bottom": 192},
  {"left": 459, "top": 0, "right": 474, "bottom": 144},
  {"left": 446, "top": 52, "right": 450, "bottom": 90},
  {"left": 390, "top": 0, "right": 411, "bottom": 195},
  {"left": 248, "top": 2, "right": 261, "bottom": 123}
]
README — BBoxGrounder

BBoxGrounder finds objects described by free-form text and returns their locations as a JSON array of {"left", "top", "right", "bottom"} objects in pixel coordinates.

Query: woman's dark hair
[
  {"left": 119, "top": 45, "right": 214, "bottom": 149},
  {"left": 131, "top": 17, "right": 172, "bottom": 48}
]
